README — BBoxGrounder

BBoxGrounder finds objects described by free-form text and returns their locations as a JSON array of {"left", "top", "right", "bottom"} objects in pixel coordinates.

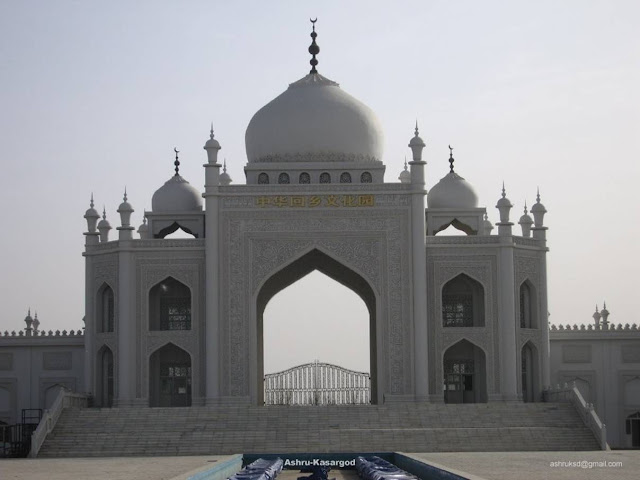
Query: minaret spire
[
  {"left": 174, "top": 147, "right": 180, "bottom": 176},
  {"left": 308, "top": 18, "right": 320, "bottom": 74}
]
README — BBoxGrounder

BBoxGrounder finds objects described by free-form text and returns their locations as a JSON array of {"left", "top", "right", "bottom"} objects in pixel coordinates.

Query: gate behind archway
[{"left": 264, "top": 360, "right": 370, "bottom": 405}]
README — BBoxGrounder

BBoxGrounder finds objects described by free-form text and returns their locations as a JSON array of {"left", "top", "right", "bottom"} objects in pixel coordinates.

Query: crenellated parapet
[{"left": 2, "top": 329, "right": 84, "bottom": 337}]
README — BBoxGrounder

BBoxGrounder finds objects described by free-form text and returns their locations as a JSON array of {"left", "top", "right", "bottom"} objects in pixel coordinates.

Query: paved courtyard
[{"left": 1, "top": 451, "right": 639, "bottom": 480}]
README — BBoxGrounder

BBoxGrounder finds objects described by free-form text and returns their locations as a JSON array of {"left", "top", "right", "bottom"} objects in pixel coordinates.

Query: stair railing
[
  {"left": 28, "top": 388, "right": 89, "bottom": 458},
  {"left": 543, "top": 382, "right": 609, "bottom": 450}
]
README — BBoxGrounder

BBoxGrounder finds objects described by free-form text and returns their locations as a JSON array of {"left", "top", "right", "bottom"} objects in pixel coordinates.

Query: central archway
[{"left": 256, "top": 248, "right": 378, "bottom": 405}]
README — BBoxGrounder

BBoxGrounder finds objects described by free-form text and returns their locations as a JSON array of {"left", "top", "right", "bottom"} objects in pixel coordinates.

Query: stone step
[{"left": 38, "top": 402, "right": 601, "bottom": 457}]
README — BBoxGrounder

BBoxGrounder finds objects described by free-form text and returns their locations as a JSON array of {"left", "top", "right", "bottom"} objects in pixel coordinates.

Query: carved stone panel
[
  {"left": 43, "top": 352, "right": 72, "bottom": 370},
  {"left": 221, "top": 209, "right": 411, "bottom": 400},
  {"left": 622, "top": 345, "right": 640, "bottom": 363},
  {"left": 562, "top": 345, "right": 592, "bottom": 364},
  {"left": 0, "top": 353, "right": 12, "bottom": 371}
]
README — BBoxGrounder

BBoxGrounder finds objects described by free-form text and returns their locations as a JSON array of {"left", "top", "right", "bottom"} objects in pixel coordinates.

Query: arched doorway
[
  {"left": 149, "top": 343, "right": 192, "bottom": 407},
  {"left": 521, "top": 341, "right": 539, "bottom": 402},
  {"left": 256, "top": 249, "right": 377, "bottom": 405},
  {"left": 96, "top": 346, "right": 114, "bottom": 407},
  {"left": 626, "top": 412, "right": 640, "bottom": 448},
  {"left": 443, "top": 339, "right": 487, "bottom": 403}
]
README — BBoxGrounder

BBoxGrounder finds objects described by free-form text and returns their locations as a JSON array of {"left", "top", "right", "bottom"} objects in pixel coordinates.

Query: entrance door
[
  {"left": 149, "top": 343, "right": 192, "bottom": 407},
  {"left": 628, "top": 413, "right": 640, "bottom": 448},
  {"left": 159, "top": 363, "right": 191, "bottom": 407},
  {"left": 444, "top": 360, "right": 474, "bottom": 404}
]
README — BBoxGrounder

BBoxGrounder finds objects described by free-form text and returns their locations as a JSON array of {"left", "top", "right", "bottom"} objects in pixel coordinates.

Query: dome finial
[
  {"left": 524, "top": 200, "right": 528, "bottom": 215},
  {"left": 536, "top": 186, "right": 541, "bottom": 203},
  {"left": 90, "top": 193, "right": 95, "bottom": 208},
  {"left": 308, "top": 18, "right": 320, "bottom": 74},
  {"left": 223, "top": 158, "right": 228, "bottom": 173},
  {"left": 448, "top": 145, "right": 455, "bottom": 173},
  {"left": 209, "top": 123, "right": 214, "bottom": 139},
  {"left": 174, "top": 147, "right": 180, "bottom": 176},
  {"left": 123, "top": 186, "right": 128, "bottom": 202},
  {"left": 414, "top": 120, "right": 419, "bottom": 137},
  {"left": 502, "top": 181, "right": 506, "bottom": 198},
  {"left": 404, "top": 156, "right": 408, "bottom": 171}
]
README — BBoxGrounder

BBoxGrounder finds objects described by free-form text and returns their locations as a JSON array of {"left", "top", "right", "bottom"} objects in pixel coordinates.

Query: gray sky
[{"left": 1, "top": 1, "right": 638, "bottom": 374}]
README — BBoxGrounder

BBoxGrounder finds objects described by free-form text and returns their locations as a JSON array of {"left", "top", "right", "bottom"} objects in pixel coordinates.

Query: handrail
[
  {"left": 29, "top": 388, "right": 89, "bottom": 458},
  {"left": 543, "top": 382, "right": 609, "bottom": 450}
]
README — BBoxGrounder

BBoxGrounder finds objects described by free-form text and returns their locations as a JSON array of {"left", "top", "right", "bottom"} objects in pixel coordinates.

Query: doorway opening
[
  {"left": 149, "top": 343, "right": 192, "bottom": 407},
  {"left": 257, "top": 249, "right": 377, "bottom": 405},
  {"left": 443, "top": 339, "right": 487, "bottom": 403}
]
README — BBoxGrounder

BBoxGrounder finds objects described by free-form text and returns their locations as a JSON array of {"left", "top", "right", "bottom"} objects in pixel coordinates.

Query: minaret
[
  {"left": 483, "top": 212, "right": 494, "bottom": 235},
  {"left": 601, "top": 302, "right": 610, "bottom": 329},
  {"left": 203, "top": 125, "right": 222, "bottom": 403},
  {"left": 219, "top": 159, "right": 232, "bottom": 186},
  {"left": 24, "top": 309, "right": 33, "bottom": 337},
  {"left": 32, "top": 312, "right": 40, "bottom": 335},
  {"left": 116, "top": 189, "right": 135, "bottom": 240},
  {"left": 593, "top": 304, "right": 601, "bottom": 328},
  {"left": 137, "top": 213, "right": 150, "bottom": 239},
  {"left": 398, "top": 157, "right": 411, "bottom": 184},
  {"left": 518, "top": 202, "right": 533, "bottom": 237},
  {"left": 407, "top": 122, "right": 429, "bottom": 402},
  {"left": 530, "top": 188, "right": 548, "bottom": 241},
  {"left": 495, "top": 183, "right": 518, "bottom": 400},
  {"left": 97, "top": 207, "right": 112, "bottom": 243},
  {"left": 495, "top": 183, "right": 513, "bottom": 236},
  {"left": 84, "top": 194, "right": 100, "bottom": 246}
]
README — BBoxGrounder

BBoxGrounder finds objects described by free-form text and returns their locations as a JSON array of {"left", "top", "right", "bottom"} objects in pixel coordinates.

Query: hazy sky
[{"left": 1, "top": 1, "right": 638, "bottom": 373}]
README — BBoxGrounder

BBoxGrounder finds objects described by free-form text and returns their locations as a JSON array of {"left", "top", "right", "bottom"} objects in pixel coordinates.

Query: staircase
[{"left": 38, "top": 402, "right": 600, "bottom": 457}]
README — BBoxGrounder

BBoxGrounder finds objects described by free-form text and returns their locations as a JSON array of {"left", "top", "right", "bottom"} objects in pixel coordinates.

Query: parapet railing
[
  {"left": 543, "top": 382, "right": 609, "bottom": 450},
  {"left": 29, "top": 388, "right": 89, "bottom": 458}
]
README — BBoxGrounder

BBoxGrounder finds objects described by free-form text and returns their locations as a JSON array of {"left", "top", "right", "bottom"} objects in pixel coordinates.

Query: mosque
[{"left": 1, "top": 22, "right": 639, "bottom": 454}]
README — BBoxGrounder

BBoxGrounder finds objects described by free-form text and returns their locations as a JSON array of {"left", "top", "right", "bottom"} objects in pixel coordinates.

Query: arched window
[
  {"left": 299, "top": 172, "right": 311, "bottom": 184},
  {"left": 519, "top": 280, "right": 537, "bottom": 329},
  {"left": 442, "top": 274, "right": 485, "bottom": 327},
  {"left": 149, "top": 277, "right": 191, "bottom": 331},
  {"left": 340, "top": 172, "right": 352, "bottom": 183},
  {"left": 97, "top": 284, "right": 114, "bottom": 333},
  {"left": 258, "top": 173, "right": 270, "bottom": 184},
  {"left": 278, "top": 172, "right": 290, "bottom": 184},
  {"left": 319, "top": 172, "right": 331, "bottom": 184},
  {"left": 360, "top": 172, "right": 373, "bottom": 183}
]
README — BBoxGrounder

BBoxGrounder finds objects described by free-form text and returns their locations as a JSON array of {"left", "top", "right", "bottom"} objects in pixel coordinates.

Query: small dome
[
  {"left": 97, "top": 217, "right": 111, "bottom": 229},
  {"left": 152, "top": 175, "right": 203, "bottom": 212},
  {"left": 427, "top": 172, "right": 479, "bottom": 209},
  {"left": 519, "top": 206, "right": 533, "bottom": 226},
  {"left": 245, "top": 73, "right": 384, "bottom": 164}
]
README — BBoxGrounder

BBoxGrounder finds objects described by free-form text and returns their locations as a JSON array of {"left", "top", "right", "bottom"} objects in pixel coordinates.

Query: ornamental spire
[
  {"left": 174, "top": 147, "right": 180, "bottom": 176},
  {"left": 448, "top": 145, "right": 455, "bottom": 173},
  {"left": 308, "top": 18, "right": 320, "bottom": 74}
]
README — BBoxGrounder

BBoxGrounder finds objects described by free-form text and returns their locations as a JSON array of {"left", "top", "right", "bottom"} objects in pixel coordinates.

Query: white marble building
[
  {"left": 1, "top": 23, "right": 637, "bottom": 449},
  {"left": 78, "top": 23, "right": 551, "bottom": 409}
]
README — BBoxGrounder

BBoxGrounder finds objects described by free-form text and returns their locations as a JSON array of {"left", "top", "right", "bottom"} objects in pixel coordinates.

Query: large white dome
[
  {"left": 245, "top": 73, "right": 384, "bottom": 164},
  {"left": 152, "top": 175, "right": 203, "bottom": 212},
  {"left": 427, "top": 172, "right": 479, "bottom": 209}
]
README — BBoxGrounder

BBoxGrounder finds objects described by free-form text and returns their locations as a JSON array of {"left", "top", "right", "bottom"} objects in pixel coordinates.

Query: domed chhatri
[
  {"left": 152, "top": 149, "right": 203, "bottom": 213},
  {"left": 152, "top": 175, "right": 203, "bottom": 212},
  {"left": 427, "top": 147, "right": 479, "bottom": 209},
  {"left": 245, "top": 20, "right": 384, "bottom": 165}
]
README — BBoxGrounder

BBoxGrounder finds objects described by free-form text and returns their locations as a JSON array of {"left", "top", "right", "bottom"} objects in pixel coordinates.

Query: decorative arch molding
[
  {"left": 252, "top": 243, "right": 381, "bottom": 299},
  {"left": 433, "top": 218, "right": 477, "bottom": 236},
  {"left": 222, "top": 210, "right": 411, "bottom": 400},
  {"left": 428, "top": 254, "right": 499, "bottom": 396},
  {"left": 441, "top": 337, "right": 489, "bottom": 359}
]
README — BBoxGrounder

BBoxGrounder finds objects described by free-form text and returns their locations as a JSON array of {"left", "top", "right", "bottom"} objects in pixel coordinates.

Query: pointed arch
[
  {"left": 155, "top": 221, "right": 198, "bottom": 239},
  {"left": 521, "top": 341, "right": 539, "bottom": 402},
  {"left": 96, "top": 345, "right": 114, "bottom": 407},
  {"left": 519, "top": 279, "right": 538, "bottom": 329},
  {"left": 442, "top": 273, "right": 485, "bottom": 327},
  {"left": 149, "top": 277, "right": 192, "bottom": 331},
  {"left": 443, "top": 339, "right": 487, "bottom": 403},
  {"left": 433, "top": 218, "right": 477, "bottom": 236},
  {"left": 256, "top": 247, "right": 378, "bottom": 405},
  {"left": 149, "top": 343, "right": 192, "bottom": 407},
  {"left": 96, "top": 282, "right": 114, "bottom": 333}
]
